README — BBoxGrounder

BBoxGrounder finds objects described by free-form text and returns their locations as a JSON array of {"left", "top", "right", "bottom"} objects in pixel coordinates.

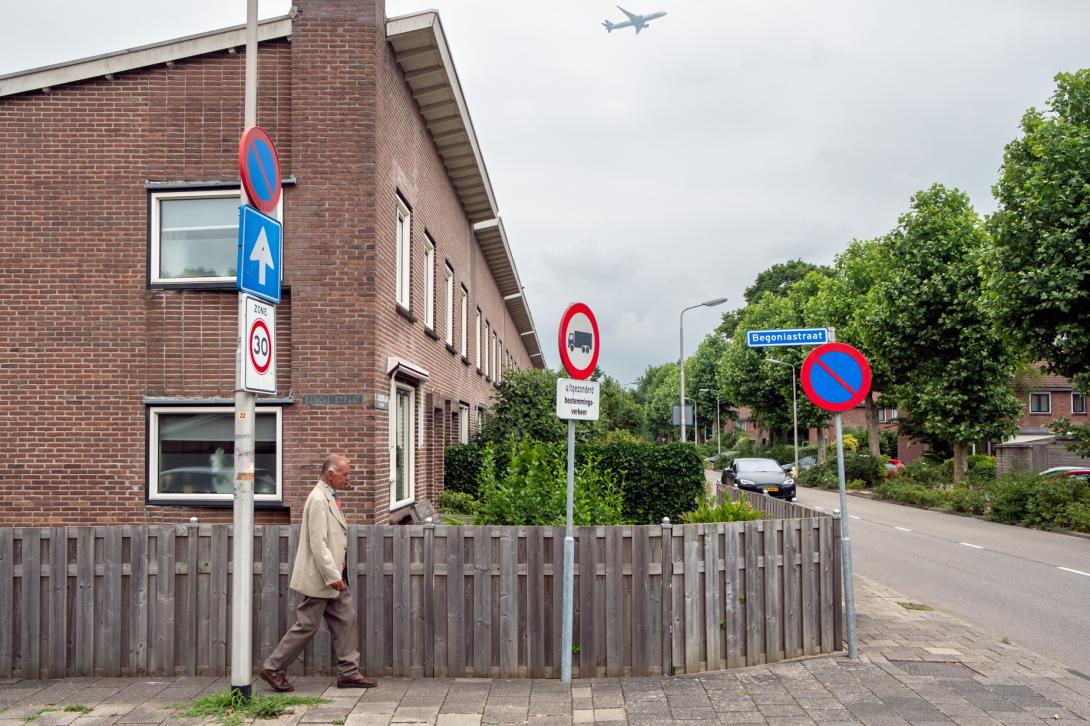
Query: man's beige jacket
[{"left": 289, "top": 482, "right": 348, "bottom": 598}]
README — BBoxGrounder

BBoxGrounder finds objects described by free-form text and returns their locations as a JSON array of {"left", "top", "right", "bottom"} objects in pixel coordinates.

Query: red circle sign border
[
  {"left": 249, "top": 318, "right": 273, "bottom": 375},
  {"left": 800, "top": 342, "right": 872, "bottom": 413},
  {"left": 238, "top": 126, "right": 282, "bottom": 215},
  {"left": 557, "top": 302, "right": 600, "bottom": 381}
]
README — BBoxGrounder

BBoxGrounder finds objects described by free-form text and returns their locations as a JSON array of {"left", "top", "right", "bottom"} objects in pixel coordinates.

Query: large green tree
[
  {"left": 743, "top": 259, "right": 832, "bottom": 304},
  {"left": 870, "top": 184, "right": 1021, "bottom": 481}
]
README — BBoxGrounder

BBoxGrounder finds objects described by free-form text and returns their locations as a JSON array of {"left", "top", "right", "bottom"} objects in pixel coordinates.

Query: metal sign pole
[
  {"left": 834, "top": 412, "right": 858, "bottom": 659},
  {"left": 561, "top": 418, "right": 575, "bottom": 682},
  {"left": 231, "top": 0, "right": 258, "bottom": 699}
]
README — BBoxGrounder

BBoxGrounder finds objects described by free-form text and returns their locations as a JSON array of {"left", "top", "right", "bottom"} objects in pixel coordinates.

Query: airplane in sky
[{"left": 602, "top": 6, "right": 667, "bottom": 34}]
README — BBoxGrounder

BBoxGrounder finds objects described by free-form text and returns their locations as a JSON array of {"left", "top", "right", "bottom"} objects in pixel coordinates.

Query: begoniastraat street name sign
[
  {"left": 556, "top": 379, "right": 600, "bottom": 421},
  {"left": 746, "top": 328, "right": 829, "bottom": 348}
]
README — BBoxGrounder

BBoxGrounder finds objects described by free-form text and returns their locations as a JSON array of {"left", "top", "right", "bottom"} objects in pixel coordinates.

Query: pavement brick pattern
[{"left": 2, "top": 577, "right": 1088, "bottom": 726}]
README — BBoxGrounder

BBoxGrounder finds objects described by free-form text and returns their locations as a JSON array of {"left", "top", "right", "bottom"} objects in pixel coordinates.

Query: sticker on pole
[
  {"left": 244, "top": 296, "right": 276, "bottom": 393},
  {"left": 238, "top": 126, "right": 282, "bottom": 215},
  {"left": 800, "top": 342, "right": 871, "bottom": 413},
  {"left": 557, "top": 302, "right": 599, "bottom": 380}
]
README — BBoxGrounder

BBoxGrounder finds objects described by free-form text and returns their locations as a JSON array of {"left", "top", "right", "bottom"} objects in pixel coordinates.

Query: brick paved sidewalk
[{"left": 2, "top": 577, "right": 1088, "bottom": 726}]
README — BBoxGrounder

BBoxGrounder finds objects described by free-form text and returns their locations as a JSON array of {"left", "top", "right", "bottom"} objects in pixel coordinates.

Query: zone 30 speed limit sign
[{"left": 244, "top": 295, "right": 276, "bottom": 393}]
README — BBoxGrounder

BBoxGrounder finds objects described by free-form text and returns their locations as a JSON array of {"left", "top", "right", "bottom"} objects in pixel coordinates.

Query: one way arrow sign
[{"left": 237, "top": 204, "right": 283, "bottom": 304}]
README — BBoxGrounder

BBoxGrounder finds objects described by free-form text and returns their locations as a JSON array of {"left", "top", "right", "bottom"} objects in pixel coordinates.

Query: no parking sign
[{"left": 800, "top": 342, "right": 872, "bottom": 412}]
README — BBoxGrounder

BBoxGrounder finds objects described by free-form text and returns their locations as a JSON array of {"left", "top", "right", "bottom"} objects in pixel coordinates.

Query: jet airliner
[{"left": 602, "top": 6, "right": 667, "bottom": 34}]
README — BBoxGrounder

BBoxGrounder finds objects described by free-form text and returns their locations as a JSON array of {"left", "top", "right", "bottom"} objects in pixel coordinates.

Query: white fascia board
[
  {"left": 387, "top": 11, "right": 499, "bottom": 219},
  {"left": 0, "top": 15, "right": 294, "bottom": 98}
]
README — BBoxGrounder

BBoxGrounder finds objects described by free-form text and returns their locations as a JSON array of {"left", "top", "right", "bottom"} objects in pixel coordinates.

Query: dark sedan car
[{"left": 722, "top": 457, "right": 797, "bottom": 500}]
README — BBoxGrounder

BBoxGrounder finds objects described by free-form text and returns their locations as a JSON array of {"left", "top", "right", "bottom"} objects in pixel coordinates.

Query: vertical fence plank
[
  {"left": 156, "top": 525, "right": 175, "bottom": 675},
  {"left": 0, "top": 527, "right": 12, "bottom": 678},
  {"left": 498, "top": 529, "right": 517, "bottom": 677},
  {"left": 604, "top": 526, "right": 623, "bottom": 677},
  {"left": 130, "top": 527, "right": 150, "bottom": 676},
  {"left": 764, "top": 521, "right": 782, "bottom": 664},
  {"left": 743, "top": 521, "right": 762, "bottom": 666},
  {"left": 832, "top": 516, "right": 844, "bottom": 651},
  {"left": 74, "top": 527, "right": 95, "bottom": 676},
  {"left": 526, "top": 527, "right": 545, "bottom": 679},
  {"left": 577, "top": 526, "right": 594, "bottom": 678},
  {"left": 445, "top": 527, "right": 465, "bottom": 676},
  {"left": 364, "top": 527, "right": 383, "bottom": 674},
  {"left": 682, "top": 525, "right": 700, "bottom": 674},
  {"left": 182, "top": 524, "right": 198, "bottom": 677},
  {"left": 103, "top": 528, "right": 123, "bottom": 677},
  {"left": 819, "top": 518, "right": 834, "bottom": 653},
  {"left": 423, "top": 523, "right": 435, "bottom": 678},
  {"left": 46, "top": 527, "right": 66, "bottom": 679},
  {"left": 21, "top": 528, "right": 41, "bottom": 679},
  {"left": 550, "top": 527, "right": 563, "bottom": 677},
  {"left": 472, "top": 527, "right": 492, "bottom": 676},
  {"left": 782, "top": 520, "right": 801, "bottom": 660},
  {"left": 801, "top": 520, "right": 817, "bottom": 656},
  {"left": 392, "top": 526, "right": 410, "bottom": 675},
  {"left": 724, "top": 524, "right": 742, "bottom": 669},
  {"left": 703, "top": 524, "right": 721, "bottom": 671},
  {"left": 209, "top": 526, "right": 227, "bottom": 676},
  {"left": 660, "top": 521, "right": 673, "bottom": 677},
  {"left": 631, "top": 526, "right": 648, "bottom": 676},
  {"left": 259, "top": 525, "right": 280, "bottom": 673}
]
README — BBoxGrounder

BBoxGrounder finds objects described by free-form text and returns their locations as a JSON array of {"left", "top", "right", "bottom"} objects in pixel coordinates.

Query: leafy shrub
[
  {"left": 585, "top": 442, "right": 705, "bottom": 524},
  {"left": 1062, "top": 502, "right": 1090, "bottom": 533},
  {"left": 847, "top": 479, "right": 866, "bottom": 491},
  {"left": 798, "top": 463, "right": 837, "bottom": 489},
  {"left": 843, "top": 453, "right": 884, "bottom": 487},
  {"left": 681, "top": 497, "right": 766, "bottom": 524},
  {"left": 438, "top": 490, "right": 477, "bottom": 515},
  {"left": 966, "top": 454, "right": 997, "bottom": 483},
  {"left": 901, "top": 458, "right": 947, "bottom": 487},
  {"left": 762, "top": 443, "right": 797, "bottom": 465},
  {"left": 985, "top": 472, "right": 1042, "bottom": 525},
  {"left": 945, "top": 485, "right": 986, "bottom": 515},
  {"left": 473, "top": 441, "right": 625, "bottom": 526},
  {"left": 873, "top": 482, "right": 945, "bottom": 507}
]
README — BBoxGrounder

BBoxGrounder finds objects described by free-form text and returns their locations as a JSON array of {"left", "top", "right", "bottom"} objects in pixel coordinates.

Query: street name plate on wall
[{"left": 303, "top": 394, "right": 364, "bottom": 406}]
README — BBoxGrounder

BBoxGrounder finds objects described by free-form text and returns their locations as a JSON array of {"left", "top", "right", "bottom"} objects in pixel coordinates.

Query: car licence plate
[{"left": 766, "top": 487, "right": 779, "bottom": 493}]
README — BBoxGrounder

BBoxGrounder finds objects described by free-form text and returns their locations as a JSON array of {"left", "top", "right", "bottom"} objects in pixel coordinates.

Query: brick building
[{"left": 0, "top": 1, "right": 543, "bottom": 526}]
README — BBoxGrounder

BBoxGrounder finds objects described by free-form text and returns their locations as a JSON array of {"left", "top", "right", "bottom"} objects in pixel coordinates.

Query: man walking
[{"left": 258, "top": 455, "right": 377, "bottom": 691}]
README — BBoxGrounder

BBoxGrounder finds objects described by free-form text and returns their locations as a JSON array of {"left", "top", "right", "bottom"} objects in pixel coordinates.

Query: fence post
[{"left": 660, "top": 517, "right": 673, "bottom": 677}]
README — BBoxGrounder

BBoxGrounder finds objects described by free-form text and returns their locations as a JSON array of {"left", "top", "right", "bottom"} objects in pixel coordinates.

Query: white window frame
[
  {"left": 493, "top": 332, "right": 499, "bottom": 383},
  {"left": 1073, "top": 393, "right": 1087, "bottom": 415},
  {"left": 878, "top": 408, "right": 887, "bottom": 423},
  {"left": 151, "top": 188, "right": 283, "bottom": 285},
  {"left": 459, "top": 404, "right": 470, "bottom": 444},
  {"left": 484, "top": 322, "right": 491, "bottom": 377},
  {"left": 476, "top": 404, "right": 486, "bottom": 434},
  {"left": 395, "top": 196, "right": 411, "bottom": 309},
  {"left": 423, "top": 234, "right": 435, "bottom": 330},
  {"left": 148, "top": 405, "right": 283, "bottom": 503},
  {"left": 444, "top": 265, "right": 455, "bottom": 346},
  {"left": 389, "top": 381, "right": 416, "bottom": 509},
  {"left": 475, "top": 309, "right": 482, "bottom": 370},
  {"left": 1030, "top": 392, "right": 1051, "bottom": 414},
  {"left": 460, "top": 287, "right": 469, "bottom": 354}
]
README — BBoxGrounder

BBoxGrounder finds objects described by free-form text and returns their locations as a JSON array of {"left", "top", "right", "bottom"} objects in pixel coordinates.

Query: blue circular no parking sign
[{"left": 800, "top": 342, "right": 872, "bottom": 413}]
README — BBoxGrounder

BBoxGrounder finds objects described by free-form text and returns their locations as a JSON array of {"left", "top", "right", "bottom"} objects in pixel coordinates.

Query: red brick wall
[{"left": 0, "top": 0, "right": 535, "bottom": 526}]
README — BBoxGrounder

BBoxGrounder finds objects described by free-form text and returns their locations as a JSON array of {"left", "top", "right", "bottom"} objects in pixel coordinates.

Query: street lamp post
[
  {"left": 679, "top": 297, "right": 729, "bottom": 443},
  {"left": 766, "top": 358, "right": 798, "bottom": 477},
  {"left": 700, "top": 388, "right": 721, "bottom": 459}
]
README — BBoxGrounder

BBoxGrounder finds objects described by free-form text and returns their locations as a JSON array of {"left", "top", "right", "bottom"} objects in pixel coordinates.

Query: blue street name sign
[
  {"left": 746, "top": 328, "right": 828, "bottom": 348},
  {"left": 237, "top": 204, "right": 283, "bottom": 304}
]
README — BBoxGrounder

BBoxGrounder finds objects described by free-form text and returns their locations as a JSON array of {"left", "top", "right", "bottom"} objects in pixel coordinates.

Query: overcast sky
[{"left": 4, "top": 1, "right": 1090, "bottom": 385}]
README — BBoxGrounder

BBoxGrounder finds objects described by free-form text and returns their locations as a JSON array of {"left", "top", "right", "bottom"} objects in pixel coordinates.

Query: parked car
[
  {"left": 722, "top": 457, "right": 797, "bottom": 500},
  {"left": 159, "top": 466, "right": 277, "bottom": 495},
  {"left": 1039, "top": 466, "right": 1087, "bottom": 477},
  {"left": 781, "top": 455, "right": 817, "bottom": 474},
  {"left": 884, "top": 459, "right": 905, "bottom": 478}
]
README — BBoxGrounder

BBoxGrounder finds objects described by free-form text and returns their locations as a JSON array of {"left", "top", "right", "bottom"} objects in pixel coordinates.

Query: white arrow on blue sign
[
  {"left": 746, "top": 328, "right": 829, "bottom": 348},
  {"left": 237, "top": 204, "right": 283, "bottom": 304}
]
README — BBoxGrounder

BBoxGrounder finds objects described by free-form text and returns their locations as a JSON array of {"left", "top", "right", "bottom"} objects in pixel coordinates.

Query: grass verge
[
  {"left": 174, "top": 689, "right": 329, "bottom": 726},
  {"left": 897, "top": 601, "right": 933, "bottom": 611},
  {"left": 22, "top": 705, "right": 92, "bottom": 722}
]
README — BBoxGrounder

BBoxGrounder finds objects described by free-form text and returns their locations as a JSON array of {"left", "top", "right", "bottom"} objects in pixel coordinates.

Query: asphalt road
[{"left": 792, "top": 485, "right": 1090, "bottom": 676}]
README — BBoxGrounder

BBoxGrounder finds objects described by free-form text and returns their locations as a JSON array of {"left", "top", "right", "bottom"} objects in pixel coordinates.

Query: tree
[
  {"left": 743, "top": 259, "right": 832, "bottom": 305},
  {"left": 989, "top": 70, "right": 1090, "bottom": 392},
  {"left": 479, "top": 368, "right": 567, "bottom": 444},
  {"left": 598, "top": 375, "right": 644, "bottom": 436},
  {"left": 686, "top": 334, "right": 735, "bottom": 444},
  {"left": 870, "top": 184, "right": 1022, "bottom": 481}
]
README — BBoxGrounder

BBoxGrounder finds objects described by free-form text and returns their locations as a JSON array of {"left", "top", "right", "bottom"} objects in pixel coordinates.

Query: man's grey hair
[{"left": 320, "top": 454, "right": 346, "bottom": 479}]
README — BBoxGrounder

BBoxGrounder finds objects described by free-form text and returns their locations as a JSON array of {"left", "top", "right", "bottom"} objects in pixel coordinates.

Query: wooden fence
[
  {"left": 722, "top": 486, "right": 831, "bottom": 519},
  {"left": 0, "top": 519, "right": 842, "bottom": 680}
]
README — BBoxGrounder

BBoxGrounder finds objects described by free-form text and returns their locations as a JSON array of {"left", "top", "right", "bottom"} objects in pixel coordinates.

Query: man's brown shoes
[
  {"left": 258, "top": 667, "right": 295, "bottom": 692},
  {"left": 336, "top": 673, "right": 378, "bottom": 688}
]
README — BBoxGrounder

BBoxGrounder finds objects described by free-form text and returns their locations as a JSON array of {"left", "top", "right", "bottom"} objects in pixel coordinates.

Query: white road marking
[
  {"left": 895, "top": 526, "right": 912, "bottom": 532},
  {"left": 850, "top": 515, "right": 861, "bottom": 520},
  {"left": 1058, "top": 566, "right": 1090, "bottom": 577},
  {"left": 960, "top": 542, "right": 984, "bottom": 549}
]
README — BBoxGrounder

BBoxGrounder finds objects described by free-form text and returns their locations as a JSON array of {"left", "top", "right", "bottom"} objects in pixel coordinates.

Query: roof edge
[{"left": 0, "top": 13, "right": 295, "bottom": 98}]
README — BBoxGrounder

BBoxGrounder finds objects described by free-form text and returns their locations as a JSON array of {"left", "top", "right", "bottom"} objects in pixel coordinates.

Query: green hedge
[{"left": 444, "top": 440, "right": 705, "bottom": 525}]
